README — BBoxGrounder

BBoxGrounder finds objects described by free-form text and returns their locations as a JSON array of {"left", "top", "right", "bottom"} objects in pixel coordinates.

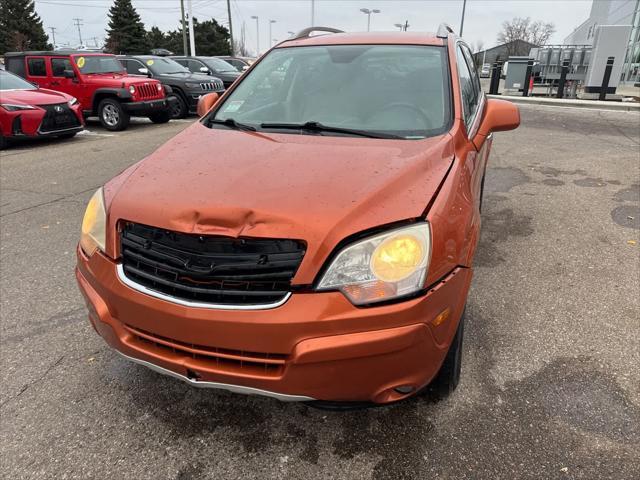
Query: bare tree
[
  {"left": 529, "top": 20, "right": 555, "bottom": 45},
  {"left": 497, "top": 17, "right": 555, "bottom": 56}
]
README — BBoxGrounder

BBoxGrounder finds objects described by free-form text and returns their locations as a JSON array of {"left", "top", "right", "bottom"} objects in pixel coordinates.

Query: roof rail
[
  {"left": 289, "top": 27, "right": 344, "bottom": 41},
  {"left": 436, "top": 23, "right": 455, "bottom": 39}
]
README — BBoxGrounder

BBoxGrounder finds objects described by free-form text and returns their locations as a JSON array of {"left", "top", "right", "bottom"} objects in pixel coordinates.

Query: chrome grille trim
[{"left": 116, "top": 264, "right": 293, "bottom": 310}]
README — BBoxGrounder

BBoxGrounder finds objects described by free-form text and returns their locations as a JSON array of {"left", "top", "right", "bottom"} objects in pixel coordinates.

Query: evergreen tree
[
  {"left": 146, "top": 26, "right": 166, "bottom": 50},
  {"left": 193, "top": 18, "right": 231, "bottom": 56},
  {"left": 162, "top": 18, "right": 231, "bottom": 56},
  {"left": 105, "top": 0, "right": 149, "bottom": 54},
  {"left": 0, "top": 0, "right": 51, "bottom": 54}
]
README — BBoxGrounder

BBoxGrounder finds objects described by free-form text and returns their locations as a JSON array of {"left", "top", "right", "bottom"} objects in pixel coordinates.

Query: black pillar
[
  {"left": 489, "top": 61, "right": 502, "bottom": 95},
  {"left": 522, "top": 59, "right": 534, "bottom": 97},
  {"left": 599, "top": 56, "right": 614, "bottom": 101},
  {"left": 556, "top": 59, "right": 570, "bottom": 99}
]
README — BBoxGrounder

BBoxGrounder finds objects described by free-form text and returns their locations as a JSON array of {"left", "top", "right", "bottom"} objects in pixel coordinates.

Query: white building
[{"left": 564, "top": 0, "right": 639, "bottom": 83}]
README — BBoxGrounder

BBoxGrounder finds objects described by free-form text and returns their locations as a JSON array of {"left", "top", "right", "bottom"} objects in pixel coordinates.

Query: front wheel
[
  {"left": 426, "top": 309, "right": 465, "bottom": 396},
  {"left": 98, "top": 98, "right": 130, "bottom": 131},
  {"left": 0, "top": 133, "right": 7, "bottom": 150},
  {"left": 168, "top": 94, "right": 187, "bottom": 119},
  {"left": 149, "top": 111, "right": 171, "bottom": 124}
]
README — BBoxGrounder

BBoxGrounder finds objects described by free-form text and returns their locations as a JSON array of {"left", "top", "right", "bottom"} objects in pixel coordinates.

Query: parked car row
[{"left": 1, "top": 50, "right": 250, "bottom": 148}]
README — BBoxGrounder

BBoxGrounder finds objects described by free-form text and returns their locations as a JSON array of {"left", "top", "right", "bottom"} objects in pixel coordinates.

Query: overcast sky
[{"left": 34, "top": 0, "right": 593, "bottom": 54}]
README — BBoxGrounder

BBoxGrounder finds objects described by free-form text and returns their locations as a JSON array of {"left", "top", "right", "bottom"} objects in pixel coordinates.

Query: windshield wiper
[
  {"left": 209, "top": 117, "right": 256, "bottom": 131},
  {"left": 260, "top": 121, "right": 404, "bottom": 139}
]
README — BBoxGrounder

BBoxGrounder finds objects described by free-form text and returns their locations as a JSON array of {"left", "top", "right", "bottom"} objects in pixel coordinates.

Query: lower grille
[
  {"left": 124, "top": 324, "right": 287, "bottom": 377},
  {"left": 120, "top": 222, "right": 306, "bottom": 307},
  {"left": 38, "top": 103, "right": 80, "bottom": 132}
]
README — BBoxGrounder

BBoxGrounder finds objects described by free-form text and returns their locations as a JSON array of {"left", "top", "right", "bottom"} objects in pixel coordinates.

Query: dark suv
[
  {"left": 119, "top": 55, "right": 224, "bottom": 118},
  {"left": 4, "top": 52, "right": 172, "bottom": 131},
  {"left": 172, "top": 56, "right": 241, "bottom": 89}
]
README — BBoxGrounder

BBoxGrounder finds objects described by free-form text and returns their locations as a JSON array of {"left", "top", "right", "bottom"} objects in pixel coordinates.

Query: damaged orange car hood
[{"left": 107, "top": 122, "right": 454, "bottom": 283}]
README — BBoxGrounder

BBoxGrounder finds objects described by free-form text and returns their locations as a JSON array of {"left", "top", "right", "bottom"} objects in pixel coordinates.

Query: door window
[
  {"left": 51, "top": 58, "right": 72, "bottom": 77},
  {"left": 456, "top": 46, "right": 480, "bottom": 129},
  {"left": 27, "top": 58, "right": 47, "bottom": 76},
  {"left": 124, "top": 60, "right": 146, "bottom": 75},
  {"left": 188, "top": 60, "right": 205, "bottom": 73}
]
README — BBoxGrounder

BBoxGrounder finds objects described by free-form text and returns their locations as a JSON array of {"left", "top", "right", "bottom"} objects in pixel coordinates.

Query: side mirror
[
  {"left": 474, "top": 98, "right": 520, "bottom": 148},
  {"left": 62, "top": 69, "right": 75, "bottom": 78},
  {"left": 242, "top": 65, "right": 249, "bottom": 71},
  {"left": 138, "top": 67, "right": 149, "bottom": 75},
  {"left": 199, "top": 66, "right": 211, "bottom": 74},
  {"left": 197, "top": 92, "right": 220, "bottom": 117}
]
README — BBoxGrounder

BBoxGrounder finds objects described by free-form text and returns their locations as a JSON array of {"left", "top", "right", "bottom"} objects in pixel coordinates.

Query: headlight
[
  {"left": 68, "top": 97, "right": 78, "bottom": 106},
  {"left": 129, "top": 85, "right": 136, "bottom": 94},
  {"left": 0, "top": 103, "right": 36, "bottom": 111},
  {"left": 185, "top": 82, "right": 204, "bottom": 89},
  {"left": 80, "top": 188, "right": 107, "bottom": 256},
  {"left": 317, "top": 223, "right": 431, "bottom": 305},
  {"left": 156, "top": 83, "right": 163, "bottom": 91}
]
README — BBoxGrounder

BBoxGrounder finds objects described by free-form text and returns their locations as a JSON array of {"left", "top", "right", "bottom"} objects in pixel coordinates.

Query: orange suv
[{"left": 76, "top": 26, "right": 519, "bottom": 405}]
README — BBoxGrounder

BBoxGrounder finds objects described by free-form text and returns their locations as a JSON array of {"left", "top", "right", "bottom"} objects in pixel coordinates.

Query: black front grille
[
  {"left": 38, "top": 103, "right": 80, "bottom": 133},
  {"left": 120, "top": 222, "right": 306, "bottom": 306}
]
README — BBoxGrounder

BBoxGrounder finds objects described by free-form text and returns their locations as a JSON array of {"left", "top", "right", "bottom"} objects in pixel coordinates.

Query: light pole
[
  {"left": 269, "top": 19, "right": 276, "bottom": 47},
  {"left": 459, "top": 0, "right": 467, "bottom": 37},
  {"left": 360, "top": 8, "right": 380, "bottom": 32},
  {"left": 394, "top": 23, "right": 403, "bottom": 31},
  {"left": 251, "top": 15, "right": 259, "bottom": 55},
  {"left": 311, "top": 0, "right": 315, "bottom": 26}
]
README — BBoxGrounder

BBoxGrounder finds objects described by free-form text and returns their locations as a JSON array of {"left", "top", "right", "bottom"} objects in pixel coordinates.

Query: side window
[
  {"left": 461, "top": 44, "right": 482, "bottom": 96},
  {"left": 174, "top": 59, "right": 188, "bottom": 68},
  {"left": 125, "top": 60, "right": 144, "bottom": 75},
  {"left": 27, "top": 58, "right": 47, "bottom": 76},
  {"left": 51, "top": 58, "right": 72, "bottom": 77},
  {"left": 188, "top": 60, "right": 203, "bottom": 73},
  {"left": 456, "top": 46, "right": 479, "bottom": 128}
]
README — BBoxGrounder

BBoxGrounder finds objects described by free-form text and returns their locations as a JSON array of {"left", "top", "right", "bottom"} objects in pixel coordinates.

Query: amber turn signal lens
[
  {"left": 371, "top": 234, "right": 425, "bottom": 282},
  {"left": 431, "top": 308, "right": 450, "bottom": 327}
]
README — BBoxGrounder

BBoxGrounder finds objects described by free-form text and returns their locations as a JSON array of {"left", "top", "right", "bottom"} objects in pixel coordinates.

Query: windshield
[
  {"left": 74, "top": 55, "right": 124, "bottom": 74},
  {"left": 203, "top": 57, "right": 237, "bottom": 72},
  {"left": 211, "top": 45, "right": 450, "bottom": 139},
  {"left": 0, "top": 70, "right": 37, "bottom": 90},
  {"left": 145, "top": 57, "right": 189, "bottom": 74}
]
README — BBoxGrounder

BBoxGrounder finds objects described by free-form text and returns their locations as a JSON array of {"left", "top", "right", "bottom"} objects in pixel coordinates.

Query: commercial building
[{"left": 564, "top": 0, "right": 639, "bottom": 84}]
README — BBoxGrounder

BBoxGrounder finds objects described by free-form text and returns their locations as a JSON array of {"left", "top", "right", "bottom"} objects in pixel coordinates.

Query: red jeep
[{"left": 4, "top": 52, "right": 173, "bottom": 131}]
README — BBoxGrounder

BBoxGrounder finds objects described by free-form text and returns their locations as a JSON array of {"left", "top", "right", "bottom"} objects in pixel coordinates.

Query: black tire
[
  {"left": 427, "top": 309, "right": 465, "bottom": 396},
  {"left": 56, "top": 132, "right": 78, "bottom": 140},
  {"left": 169, "top": 93, "right": 187, "bottom": 119},
  {"left": 98, "top": 98, "right": 130, "bottom": 131},
  {"left": 149, "top": 111, "right": 171, "bottom": 124},
  {"left": 0, "top": 133, "right": 6, "bottom": 150}
]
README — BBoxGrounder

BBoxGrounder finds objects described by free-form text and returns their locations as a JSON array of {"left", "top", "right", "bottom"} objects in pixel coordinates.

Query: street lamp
[
  {"left": 251, "top": 15, "right": 259, "bottom": 55},
  {"left": 394, "top": 23, "right": 403, "bottom": 31},
  {"left": 287, "top": 30, "right": 295, "bottom": 37},
  {"left": 269, "top": 19, "right": 276, "bottom": 47},
  {"left": 360, "top": 8, "right": 380, "bottom": 32}
]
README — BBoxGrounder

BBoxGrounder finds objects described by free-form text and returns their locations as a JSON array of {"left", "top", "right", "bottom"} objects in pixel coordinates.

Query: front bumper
[
  {"left": 122, "top": 98, "right": 173, "bottom": 115},
  {"left": 1, "top": 105, "right": 84, "bottom": 138},
  {"left": 76, "top": 247, "right": 472, "bottom": 403}
]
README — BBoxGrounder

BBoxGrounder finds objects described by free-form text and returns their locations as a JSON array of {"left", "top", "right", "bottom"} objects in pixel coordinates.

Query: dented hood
[{"left": 108, "top": 122, "right": 454, "bottom": 283}]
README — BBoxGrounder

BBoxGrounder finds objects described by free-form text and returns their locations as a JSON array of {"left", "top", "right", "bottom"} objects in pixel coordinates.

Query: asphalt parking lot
[{"left": 1, "top": 107, "right": 639, "bottom": 480}]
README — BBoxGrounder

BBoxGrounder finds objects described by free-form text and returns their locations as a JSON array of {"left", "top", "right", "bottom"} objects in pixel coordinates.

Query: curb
[{"left": 487, "top": 94, "right": 640, "bottom": 112}]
